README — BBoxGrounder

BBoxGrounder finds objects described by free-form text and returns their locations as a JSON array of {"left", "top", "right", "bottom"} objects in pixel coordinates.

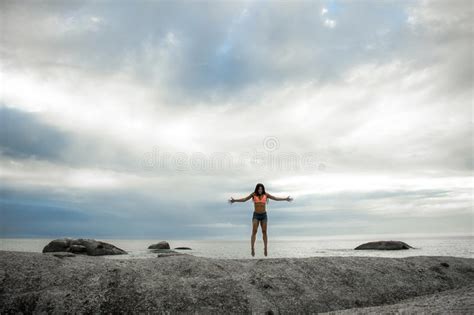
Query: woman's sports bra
[{"left": 253, "top": 194, "right": 267, "bottom": 204}]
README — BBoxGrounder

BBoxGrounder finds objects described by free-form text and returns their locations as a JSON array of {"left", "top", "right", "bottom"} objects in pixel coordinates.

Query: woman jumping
[{"left": 228, "top": 183, "right": 293, "bottom": 257}]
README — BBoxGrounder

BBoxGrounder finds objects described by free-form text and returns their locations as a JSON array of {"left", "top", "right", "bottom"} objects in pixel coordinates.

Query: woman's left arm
[{"left": 266, "top": 193, "right": 293, "bottom": 202}]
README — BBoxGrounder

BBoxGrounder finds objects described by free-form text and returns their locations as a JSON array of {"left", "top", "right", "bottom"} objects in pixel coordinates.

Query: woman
[{"left": 228, "top": 183, "right": 293, "bottom": 257}]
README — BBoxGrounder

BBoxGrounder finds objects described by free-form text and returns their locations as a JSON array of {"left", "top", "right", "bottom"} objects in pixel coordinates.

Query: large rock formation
[
  {"left": 1, "top": 251, "right": 473, "bottom": 314},
  {"left": 157, "top": 251, "right": 190, "bottom": 258},
  {"left": 42, "top": 238, "right": 127, "bottom": 256},
  {"left": 320, "top": 284, "right": 474, "bottom": 314},
  {"left": 148, "top": 241, "right": 170, "bottom": 250},
  {"left": 354, "top": 240, "right": 414, "bottom": 250}
]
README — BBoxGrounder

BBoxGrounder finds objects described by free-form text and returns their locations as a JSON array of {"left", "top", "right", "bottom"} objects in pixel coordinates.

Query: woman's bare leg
[
  {"left": 261, "top": 220, "right": 268, "bottom": 256},
  {"left": 251, "top": 219, "right": 258, "bottom": 257}
]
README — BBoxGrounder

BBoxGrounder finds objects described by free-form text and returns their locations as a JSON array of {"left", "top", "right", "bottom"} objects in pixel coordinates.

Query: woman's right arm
[{"left": 229, "top": 193, "right": 253, "bottom": 204}]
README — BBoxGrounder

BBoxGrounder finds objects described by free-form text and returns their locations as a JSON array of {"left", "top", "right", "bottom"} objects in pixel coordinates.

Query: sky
[{"left": 0, "top": 0, "right": 472, "bottom": 240}]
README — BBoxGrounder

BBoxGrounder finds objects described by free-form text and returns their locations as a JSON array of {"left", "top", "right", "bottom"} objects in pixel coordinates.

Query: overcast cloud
[{"left": 1, "top": 0, "right": 472, "bottom": 239}]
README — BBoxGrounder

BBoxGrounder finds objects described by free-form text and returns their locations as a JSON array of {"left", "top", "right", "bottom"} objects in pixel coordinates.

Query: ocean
[{"left": 1, "top": 234, "right": 472, "bottom": 259}]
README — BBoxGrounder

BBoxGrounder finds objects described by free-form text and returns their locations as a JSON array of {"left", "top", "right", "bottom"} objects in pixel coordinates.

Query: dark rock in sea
[
  {"left": 148, "top": 241, "right": 170, "bottom": 249},
  {"left": 43, "top": 238, "right": 69, "bottom": 252},
  {"left": 42, "top": 238, "right": 127, "bottom": 256},
  {"left": 69, "top": 245, "right": 87, "bottom": 253},
  {"left": 354, "top": 240, "right": 413, "bottom": 250},
  {"left": 174, "top": 247, "right": 192, "bottom": 250}
]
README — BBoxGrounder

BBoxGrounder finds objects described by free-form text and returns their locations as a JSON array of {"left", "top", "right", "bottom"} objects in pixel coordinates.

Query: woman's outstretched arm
[
  {"left": 228, "top": 193, "right": 253, "bottom": 204},
  {"left": 266, "top": 193, "right": 293, "bottom": 202}
]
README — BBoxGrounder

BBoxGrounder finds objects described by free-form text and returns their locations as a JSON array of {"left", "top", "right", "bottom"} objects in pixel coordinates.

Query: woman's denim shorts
[{"left": 252, "top": 211, "right": 267, "bottom": 222}]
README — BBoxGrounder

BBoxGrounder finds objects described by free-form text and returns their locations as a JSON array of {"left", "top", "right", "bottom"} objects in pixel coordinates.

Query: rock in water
[
  {"left": 69, "top": 245, "right": 87, "bottom": 253},
  {"left": 174, "top": 247, "right": 192, "bottom": 250},
  {"left": 354, "top": 240, "right": 413, "bottom": 250},
  {"left": 42, "top": 238, "right": 69, "bottom": 252},
  {"left": 148, "top": 241, "right": 170, "bottom": 249},
  {"left": 42, "top": 238, "right": 127, "bottom": 256}
]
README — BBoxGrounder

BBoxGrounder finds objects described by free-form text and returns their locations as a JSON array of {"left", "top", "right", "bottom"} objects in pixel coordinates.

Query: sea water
[{"left": 1, "top": 234, "right": 472, "bottom": 259}]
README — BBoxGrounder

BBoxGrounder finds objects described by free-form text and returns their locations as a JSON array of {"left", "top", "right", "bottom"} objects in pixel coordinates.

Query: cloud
[
  {"left": 0, "top": 0, "right": 422, "bottom": 101},
  {"left": 0, "top": 0, "right": 472, "bottom": 238},
  {"left": 0, "top": 106, "right": 69, "bottom": 160},
  {"left": 323, "top": 18, "right": 336, "bottom": 28}
]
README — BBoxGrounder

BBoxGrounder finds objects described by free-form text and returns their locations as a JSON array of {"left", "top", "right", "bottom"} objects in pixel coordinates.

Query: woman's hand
[
  {"left": 286, "top": 196, "right": 293, "bottom": 202},
  {"left": 228, "top": 197, "right": 235, "bottom": 204}
]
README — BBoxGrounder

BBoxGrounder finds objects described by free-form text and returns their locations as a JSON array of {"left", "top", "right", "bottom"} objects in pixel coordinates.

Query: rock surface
[
  {"left": 1, "top": 251, "right": 473, "bottom": 314},
  {"left": 42, "top": 238, "right": 127, "bottom": 256},
  {"left": 354, "top": 240, "right": 414, "bottom": 250},
  {"left": 157, "top": 251, "right": 191, "bottom": 258},
  {"left": 45, "top": 252, "right": 76, "bottom": 258},
  {"left": 321, "top": 284, "right": 474, "bottom": 314},
  {"left": 148, "top": 241, "right": 170, "bottom": 249}
]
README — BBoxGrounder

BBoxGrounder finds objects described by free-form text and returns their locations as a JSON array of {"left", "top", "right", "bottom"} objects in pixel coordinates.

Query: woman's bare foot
[
  {"left": 251, "top": 247, "right": 255, "bottom": 257},
  {"left": 264, "top": 247, "right": 268, "bottom": 257}
]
